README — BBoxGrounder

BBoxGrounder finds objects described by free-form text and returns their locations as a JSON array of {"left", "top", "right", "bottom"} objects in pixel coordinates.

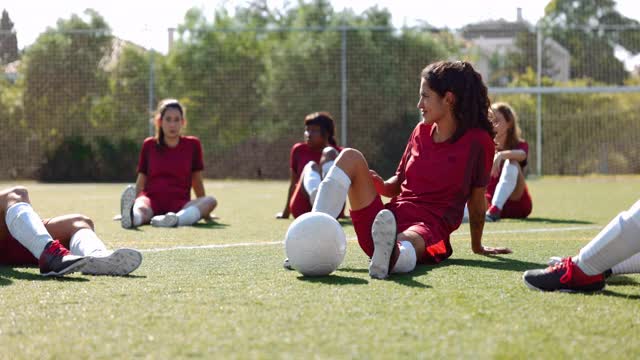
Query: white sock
[
  {"left": 69, "top": 228, "right": 108, "bottom": 256},
  {"left": 491, "top": 160, "right": 518, "bottom": 210},
  {"left": 391, "top": 241, "right": 417, "bottom": 274},
  {"left": 321, "top": 160, "right": 335, "bottom": 179},
  {"left": 611, "top": 252, "right": 640, "bottom": 275},
  {"left": 177, "top": 206, "right": 201, "bottom": 226},
  {"left": 5, "top": 202, "right": 53, "bottom": 259},
  {"left": 312, "top": 165, "right": 350, "bottom": 219},
  {"left": 132, "top": 204, "right": 144, "bottom": 227},
  {"left": 576, "top": 199, "right": 640, "bottom": 275},
  {"left": 302, "top": 162, "right": 322, "bottom": 205}
]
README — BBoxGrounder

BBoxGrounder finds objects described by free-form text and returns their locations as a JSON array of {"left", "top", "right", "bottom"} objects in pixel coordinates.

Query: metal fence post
[
  {"left": 148, "top": 50, "right": 155, "bottom": 137},
  {"left": 340, "top": 26, "right": 348, "bottom": 146},
  {"left": 536, "top": 23, "right": 543, "bottom": 176}
]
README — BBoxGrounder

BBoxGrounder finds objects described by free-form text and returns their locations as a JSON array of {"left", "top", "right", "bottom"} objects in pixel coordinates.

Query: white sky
[{"left": 4, "top": 0, "right": 640, "bottom": 54}]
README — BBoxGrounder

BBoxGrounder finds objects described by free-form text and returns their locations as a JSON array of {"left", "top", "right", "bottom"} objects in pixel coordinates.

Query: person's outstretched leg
[
  {"left": 151, "top": 196, "right": 217, "bottom": 227},
  {"left": 486, "top": 160, "right": 520, "bottom": 221},
  {"left": 523, "top": 199, "right": 640, "bottom": 292},
  {"left": 46, "top": 214, "right": 142, "bottom": 276},
  {"left": 1, "top": 186, "right": 87, "bottom": 276}
]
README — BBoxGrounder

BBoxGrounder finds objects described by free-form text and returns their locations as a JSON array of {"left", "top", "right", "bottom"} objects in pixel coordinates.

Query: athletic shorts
[
  {"left": 0, "top": 220, "right": 52, "bottom": 266},
  {"left": 486, "top": 187, "right": 533, "bottom": 219},
  {"left": 350, "top": 196, "right": 453, "bottom": 264},
  {"left": 138, "top": 193, "right": 189, "bottom": 215}
]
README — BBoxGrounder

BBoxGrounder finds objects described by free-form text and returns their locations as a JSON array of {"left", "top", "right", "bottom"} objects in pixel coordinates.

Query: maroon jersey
[
  {"left": 137, "top": 136, "right": 204, "bottom": 201},
  {"left": 289, "top": 142, "right": 341, "bottom": 178},
  {"left": 486, "top": 140, "right": 528, "bottom": 197},
  {"left": 388, "top": 122, "right": 495, "bottom": 236}
]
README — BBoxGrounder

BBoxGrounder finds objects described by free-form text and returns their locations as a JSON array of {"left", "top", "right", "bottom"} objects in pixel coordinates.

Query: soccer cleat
[
  {"left": 283, "top": 258, "right": 293, "bottom": 270},
  {"left": 369, "top": 209, "right": 397, "bottom": 280},
  {"left": 82, "top": 249, "right": 143, "bottom": 276},
  {"left": 548, "top": 256, "right": 612, "bottom": 278},
  {"left": 485, "top": 205, "right": 501, "bottom": 222},
  {"left": 151, "top": 212, "right": 179, "bottom": 227},
  {"left": 522, "top": 257, "right": 605, "bottom": 292},
  {"left": 120, "top": 185, "right": 136, "bottom": 229},
  {"left": 39, "top": 240, "right": 88, "bottom": 277}
]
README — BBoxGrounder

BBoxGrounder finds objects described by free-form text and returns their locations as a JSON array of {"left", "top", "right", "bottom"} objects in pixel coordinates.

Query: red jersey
[
  {"left": 486, "top": 140, "right": 528, "bottom": 197},
  {"left": 289, "top": 142, "right": 342, "bottom": 178},
  {"left": 388, "top": 122, "right": 495, "bottom": 236},
  {"left": 137, "top": 136, "right": 204, "bottom": 201}
]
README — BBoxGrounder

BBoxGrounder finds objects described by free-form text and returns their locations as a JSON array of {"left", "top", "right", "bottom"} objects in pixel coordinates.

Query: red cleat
[{"left": 523, "top": 257, "right": 605, "bottom": 292}]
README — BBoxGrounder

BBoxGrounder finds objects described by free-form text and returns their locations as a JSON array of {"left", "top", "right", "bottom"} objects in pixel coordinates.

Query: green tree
[{"left": 0, "top": 9, "right": 19, "bottom": 64}]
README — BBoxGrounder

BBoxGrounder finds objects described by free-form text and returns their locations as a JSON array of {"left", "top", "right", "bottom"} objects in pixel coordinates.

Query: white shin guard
[
  {"left": 321, "top": 160, "right": 335, "bottom": 179},
  {"left": 611, "top": 252, "right": 640, "bottom": 275},
  {"left": 177, "top": 206, "right": 201, "bottom": 226},
  {"left": 577, "top": 200, "right": 640, "bottom": 275},
  {"left": 391, "top": 241, "right": 417, "bottom": 274},
  {"left": 5, "top": 202, "right": 52, "bottom": 259},
  {"left": 492, "top": 160, "right": 519, "bottom": 210},
  {"left": 302, "top": 162, "right": 322, "bottom": 205},
  {"left": 312, "top": 165, "right": 350, "bottom": 218},
  {"left": 69, "top": 228, "right": 108, "bottom": 256}
]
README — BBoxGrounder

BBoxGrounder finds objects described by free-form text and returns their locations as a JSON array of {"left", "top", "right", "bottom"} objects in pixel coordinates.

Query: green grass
[{"left": 1, "top": 177, "right": 639, "bottom": 359}]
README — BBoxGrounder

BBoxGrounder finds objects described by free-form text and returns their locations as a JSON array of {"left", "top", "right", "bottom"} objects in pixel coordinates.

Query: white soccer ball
[{"left": 284, "top": 212, "right": 347, "bottom": 276}]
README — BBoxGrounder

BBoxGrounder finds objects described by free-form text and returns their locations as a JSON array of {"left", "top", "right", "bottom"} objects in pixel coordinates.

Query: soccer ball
[{"left": 284, "top": 212, "right": 347, "bottom": 276}]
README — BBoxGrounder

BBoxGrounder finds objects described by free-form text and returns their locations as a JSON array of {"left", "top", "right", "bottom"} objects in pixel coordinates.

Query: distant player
[
  {"left": 120, "top": 99, "right": 217, "bottom": 229},
  {"left": 1, "top": 186, "right": 142, "bottom": 276},
  {"left": 523, "top": 199, "right": 640, "bottom": 292},
  {"left": 276, "top": 112, "right": 342, "bottom": 220},
  {"left": 312, "top": 61, "right": 512, "bottom": 280},
  {"left": 484, "top": 102, "right": 532, "bottom": 221}
]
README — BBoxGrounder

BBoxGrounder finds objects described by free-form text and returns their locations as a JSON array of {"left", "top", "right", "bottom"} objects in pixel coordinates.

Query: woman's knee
[
  {"left": 321, "top": 147, "right": 339, "bottom": 162},
  {"left": 69, "top": 214, "right": 95, "bottom": 230},
  {"left": 4, "top": 186, "right": 29, "bottom": 204}
]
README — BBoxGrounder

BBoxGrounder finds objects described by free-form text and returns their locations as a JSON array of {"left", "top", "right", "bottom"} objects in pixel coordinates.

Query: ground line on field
[{"left": 139, "top": 225, "right": 602, "bottom": 253}]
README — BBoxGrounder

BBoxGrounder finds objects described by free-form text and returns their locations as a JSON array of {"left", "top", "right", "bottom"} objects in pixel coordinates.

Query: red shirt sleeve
[
  {"left": 137, "top": 138, "right": 152, "bottom": 175},
  {"left": 470, "top": 133, "right": 496, "bottom": 188},
  {"left": 517, "top": 141, "right": 529, "bottom": 168},
  {"left": 289, "top": 143, "right": 301, "bottom": 176},
  {"left": 192, "top": 138, "right": 204, "bottom": 172}
]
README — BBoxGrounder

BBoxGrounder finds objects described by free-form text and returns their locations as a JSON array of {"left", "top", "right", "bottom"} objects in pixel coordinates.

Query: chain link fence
[{"left": 1, "top": 23, "right": 639, "bottom": 180}]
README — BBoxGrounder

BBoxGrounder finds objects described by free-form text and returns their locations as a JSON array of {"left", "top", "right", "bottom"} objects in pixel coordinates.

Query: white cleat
[
  {"left": 83, "top": 249, "right": 143, "bottom": 276},
  {"left": 120, "top": 185, "right": 136, "bottom": 229},
  {"left": 151, "top": 213, "right": 179, "bottom": 227},
  {"left": 369, "top": 209, "right": 397, "bottom": 280}
]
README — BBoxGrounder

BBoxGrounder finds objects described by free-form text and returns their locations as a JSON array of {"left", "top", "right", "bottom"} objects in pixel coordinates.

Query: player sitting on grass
[
  {"left": 523, "top": 199, "right": 640, "bottom": 292},
  {"left": 311, "top": 61, "right": 512, "bottom": 280},
  {"left": 1, "top": 186, "right": 142, "bottom": 276},
  {"left": 276, "top": 112, "right": 343, "bottom": 220},
  {"left": 120, "top": 99, "right": 217, "bottom": 229}
]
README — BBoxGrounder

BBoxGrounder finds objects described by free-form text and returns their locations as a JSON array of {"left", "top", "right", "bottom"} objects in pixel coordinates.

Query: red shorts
[
  {"left": 350, "top": 196, "right": 452, "bottom": 264},
  {"left": 138, "top": 193, "right": 189, "bottom": 215},
  {"left": 486, "top": 187, "right": 533, "bottom": 219},
  {"left": 0, "top": 220, "right": 53, "bottom": 266}
]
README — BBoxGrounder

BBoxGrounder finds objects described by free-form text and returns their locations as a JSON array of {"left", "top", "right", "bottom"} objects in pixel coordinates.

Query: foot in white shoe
[
  {"left": 151, "top": 212, "right": 178, "bottom": 227},
  {"left": 120, "top": 185, "right": 136, "bottom": 229},
  {"left": 369, "top": 209, "right": 397, "bottom": 280},
  {"left": 83, "top": 249, "right": 143, "bottom": 276}
]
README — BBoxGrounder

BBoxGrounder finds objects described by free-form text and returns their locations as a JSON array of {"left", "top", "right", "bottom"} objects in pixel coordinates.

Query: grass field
[{"left": 1, "top": 177, "right": 639, "bottom": 359}]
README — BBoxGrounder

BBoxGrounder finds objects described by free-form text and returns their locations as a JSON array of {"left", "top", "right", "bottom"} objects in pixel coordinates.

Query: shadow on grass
[
  {"left": 599, "top": 289, "right": 640, "bottom": 300},
  {"left": 337, "top": 218, "right": 353, "bottom": 227},
  {"left": 337, "top": 266, "right": 432, "bottom": 288},
  {"left": 438, "top": 256, "right": 545, "bottom": 273},
  {"left": 607, "top": 275, "right": 639, "bottom": 286},
  {"left": 192, "top": 221, "right": 229, "bottom": 229},
  {"left": 0, "top": 267, "right": 89, "bottom": 286},
  {"left": 296, "top": 274, "right": 368, "bottom": 285},
  {"left": 519, "top": 217, "right": 594, "bottom": 225}
]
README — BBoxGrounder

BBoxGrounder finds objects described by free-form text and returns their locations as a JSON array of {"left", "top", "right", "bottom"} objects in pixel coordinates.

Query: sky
[{"left": 3, "top": 0, "right": 640, "bottom": 54}]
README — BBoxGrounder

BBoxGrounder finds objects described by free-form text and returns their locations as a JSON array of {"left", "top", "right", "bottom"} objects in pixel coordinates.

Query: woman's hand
[
  {"left": 472, "top": 245, "right": 513, "bottom": 256},
  {"left": 369, "top": 170, "right": 386, "bottom": 195},
  {"left": 490, "top": 152, "right": 503, "bottom": 177}
]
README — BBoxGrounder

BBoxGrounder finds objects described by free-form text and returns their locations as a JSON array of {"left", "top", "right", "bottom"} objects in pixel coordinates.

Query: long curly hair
[{"left": 421, "top": 61, "right": 494, "bottom": 141}]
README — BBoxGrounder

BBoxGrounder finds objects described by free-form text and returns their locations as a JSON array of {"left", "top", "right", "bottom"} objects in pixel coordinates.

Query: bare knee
[
  {"left": 335, "top": 148, "right": 367, "bottom": 177},
  {"left": 1, "top": 186, "right": 30, "bottom": 210},
  {"left": 70, "top": 214, "right": 95, "bottom": 231},
  {"left": 321, "top": 147, "right": 339, "bottom": 163}
]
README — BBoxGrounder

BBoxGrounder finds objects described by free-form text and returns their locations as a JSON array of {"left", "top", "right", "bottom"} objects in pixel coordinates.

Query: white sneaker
[
  {"left": 369, "top": 209, "right": 397, "bottom": 280},
  {"left": 120, "top": 185, "right": 136, "bottom": 229},
  {"left": 151, "top": 212, "right": 179, "bottom": 227},
  {"left": 83, "top": 249, "right": 143, "bottom": 276}
]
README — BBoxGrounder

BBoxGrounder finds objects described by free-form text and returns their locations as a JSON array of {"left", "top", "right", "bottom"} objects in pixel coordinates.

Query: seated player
[
  {"left": 1, "top": 186, "right": 142, "bottom": 276},
  {"left": 311, "top": 61, "right": 512, "bottom": 279},
  {"left": 484, "top": 102, "right": 532, "bottom": 222},
  {"left": 276, "top": 112, "right": 343, "bottom": 220},
  {"left": 523, "top": 199, "right": 640, "bottom": 292},
  {"left": 121, "top": 99, "right": 217, "bottom": 229}
]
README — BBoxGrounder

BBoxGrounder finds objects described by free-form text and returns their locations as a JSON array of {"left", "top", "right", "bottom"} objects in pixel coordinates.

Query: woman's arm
[
  {"left": 277, "top": 169, "right": 298, "bottom": 219},
  {"left": 191, "top": 171, "right": 206, "bottom": 198},
  {"left": 370, "top": 171, "right": 401, "bottom": 198},
  {"left": 135, "top": 173, "right": 147, "bottom": 195},
  {"left": 491, "top": 149, "right": 526, "bottom": 177},
  {"left": 468, "top": 186, "right": 512, "bottom": 255}
]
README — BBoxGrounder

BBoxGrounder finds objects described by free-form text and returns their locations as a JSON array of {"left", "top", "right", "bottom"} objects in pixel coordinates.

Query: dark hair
[
  {"left": 304, "top": 112, "right": 338, "bottom": 147},
  {"left": 155, "top": 99, "right": 185, "bottom": 147},
  {"left": 492, "top": 102, "right": 523, "bottom": 150},
  {"left": 421, "top": 61, "right": 494, "bottom": 141}
]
